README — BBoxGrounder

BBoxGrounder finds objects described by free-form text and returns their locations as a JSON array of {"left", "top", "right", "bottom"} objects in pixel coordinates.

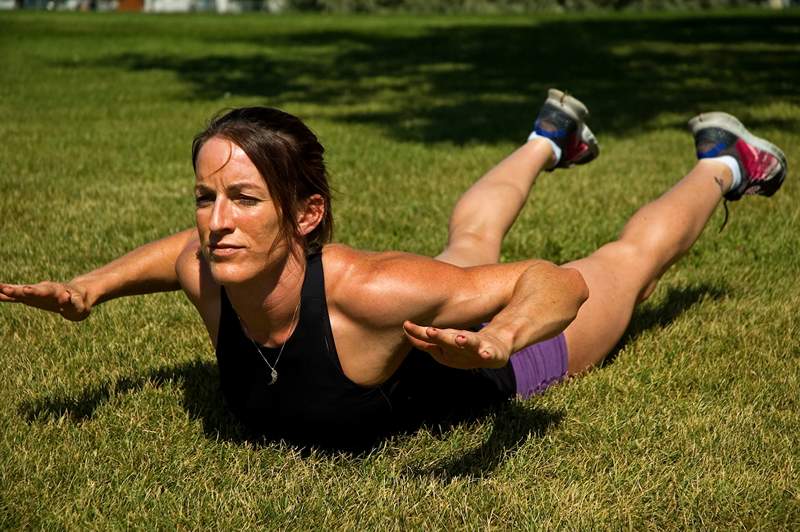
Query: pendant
[{"left": 268, "top": 368, "right": 278, "bottom": 385}]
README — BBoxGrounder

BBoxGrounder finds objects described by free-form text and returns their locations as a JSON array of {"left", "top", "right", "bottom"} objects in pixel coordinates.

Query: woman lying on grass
[{"left": 1, "top": 90, "right": 787, "bottom": 449}]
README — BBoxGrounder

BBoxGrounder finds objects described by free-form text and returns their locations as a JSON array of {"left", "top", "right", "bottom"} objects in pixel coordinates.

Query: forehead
[{"left": 195, "top": 136, "right": 264, "bottom": 186}]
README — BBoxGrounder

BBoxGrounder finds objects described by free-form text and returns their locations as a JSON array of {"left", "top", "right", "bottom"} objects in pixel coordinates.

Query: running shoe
[
  {"left": 689, "top": 112, "right": 787, "bottom": 201},
  {"left": 531, "top": 88, "right": 599, "bottom": 170}
]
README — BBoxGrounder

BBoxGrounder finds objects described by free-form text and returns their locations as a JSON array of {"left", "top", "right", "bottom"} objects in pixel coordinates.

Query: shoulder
[
  {"left": 175, "top": 238, "right": 221, "bottom": 341},
  {"left": 322, "top": 243, "right": 461, "bottom": 274},
  {"left": 321, "top": 244, "right": 471, "bottom": 326},
  {"left": 322, "top": 244, "right": 454, "bottom": 295},
  {"left": 176, "top": 239, "right": 204, "bottom": 299},
  {"left": 321, "top": 244, "right": 415, "bottom": 278}
]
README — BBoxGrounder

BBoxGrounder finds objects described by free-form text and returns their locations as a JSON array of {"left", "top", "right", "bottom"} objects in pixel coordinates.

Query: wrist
[
  {"left": 480, "top": 319, "right": 522, "bottom": 358},
  {"left": 68, "top": 273, "right": 102, "bottom": 308}
]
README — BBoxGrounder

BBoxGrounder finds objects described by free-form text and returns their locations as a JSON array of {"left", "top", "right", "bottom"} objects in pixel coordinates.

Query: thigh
[{"left": 560, "top": 241, "right": 654, "bottom": 375}]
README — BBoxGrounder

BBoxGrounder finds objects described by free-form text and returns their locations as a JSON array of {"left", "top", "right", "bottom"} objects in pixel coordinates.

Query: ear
[{"left": 296, "top": 194, "right": 325, "bottom": 236}]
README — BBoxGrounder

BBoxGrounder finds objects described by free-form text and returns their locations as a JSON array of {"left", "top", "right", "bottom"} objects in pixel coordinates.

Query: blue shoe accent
[
  {"left": 531, "top": 89, "right": 598, "bottom": 170},
  {"left": 697, "top": 140, "right": 727, "bottom": 159},
  {"left": 533, "top": 121, "right": 568, "bottom": 140}
]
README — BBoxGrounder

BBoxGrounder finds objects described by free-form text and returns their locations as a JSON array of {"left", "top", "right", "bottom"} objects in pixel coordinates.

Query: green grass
[{"left": 1, "top": 9, "right": 799, "bottom": 529}]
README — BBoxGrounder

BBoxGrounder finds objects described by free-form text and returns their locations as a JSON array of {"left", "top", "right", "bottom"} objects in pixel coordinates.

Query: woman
[{"left": 1, "top": 90, "right": 787, "bottom": 449}]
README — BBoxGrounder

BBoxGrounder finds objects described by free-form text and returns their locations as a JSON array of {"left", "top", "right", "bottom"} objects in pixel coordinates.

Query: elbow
[
  {"left": 562, "top": 266, "right": 589, "bottom": 320},
  {"left": 574, "top": 268, "right": 590, "bottom": 306}
]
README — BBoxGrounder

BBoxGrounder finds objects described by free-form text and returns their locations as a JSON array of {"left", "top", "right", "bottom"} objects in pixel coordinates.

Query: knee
[
  {"left": 620, "top": 217, "right": 690, "bottom": 270},
  {"left": 591, "top": 240, "right": 661, "bottom": 302},
  {"left": 618, "top": 232, "right": 680, "bottom": 303},
  {"left": 444, "top": 230, "right": 501, "bottom": 265}
]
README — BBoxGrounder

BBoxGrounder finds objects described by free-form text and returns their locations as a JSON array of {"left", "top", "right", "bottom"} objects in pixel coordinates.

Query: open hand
[
  {"left": 402, "top": 321, "right": 511, "bottom": 369},
  {"left": 0, "top": 281, "right": 91, "bottom": 321}
]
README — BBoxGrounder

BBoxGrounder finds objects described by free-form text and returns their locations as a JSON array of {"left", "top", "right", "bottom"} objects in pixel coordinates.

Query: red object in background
[{"left": 118, "top": 0, "right": 143, "bottom": 10}]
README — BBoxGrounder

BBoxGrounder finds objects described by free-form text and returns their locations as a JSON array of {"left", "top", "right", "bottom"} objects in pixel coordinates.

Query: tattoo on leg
[{"left": 714, "top": 175, "right": 725, "bottom": 194}]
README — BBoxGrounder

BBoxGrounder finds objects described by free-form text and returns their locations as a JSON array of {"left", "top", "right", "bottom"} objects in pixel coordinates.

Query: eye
[
  {"left": 195, "top": 194, "right": 214, "bottom": 207},
  {"left": 235, "top": 195, "right": 260, "bottom": 206}
]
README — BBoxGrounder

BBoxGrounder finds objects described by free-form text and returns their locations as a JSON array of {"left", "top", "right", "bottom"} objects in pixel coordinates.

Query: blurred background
[{"left": 3, "top": 0, "right": 797, "bottom": 16}]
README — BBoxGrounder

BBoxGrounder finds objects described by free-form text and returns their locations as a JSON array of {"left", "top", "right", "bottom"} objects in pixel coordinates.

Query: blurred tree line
[{"left": 282, "top": 0, "right": 782, "bottom": 12}]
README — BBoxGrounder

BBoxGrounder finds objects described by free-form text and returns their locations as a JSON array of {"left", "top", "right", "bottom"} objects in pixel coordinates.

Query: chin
[{"left": 208, "top": 262, "right": 258, "bottom": 286}]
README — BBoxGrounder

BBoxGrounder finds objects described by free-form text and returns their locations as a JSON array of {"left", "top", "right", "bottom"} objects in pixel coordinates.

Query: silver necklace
[{"left": 240, "top": 300, "right": 301, "bottom": 386}]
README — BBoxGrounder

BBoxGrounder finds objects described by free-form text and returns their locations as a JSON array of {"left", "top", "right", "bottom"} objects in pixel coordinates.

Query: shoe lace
[{"left": 719, "top": 199, "right": 730, "bottom": 232}]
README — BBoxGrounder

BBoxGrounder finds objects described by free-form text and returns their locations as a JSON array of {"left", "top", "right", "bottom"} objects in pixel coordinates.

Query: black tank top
[{"left": 215, "top": 251, "right": 515, "bottom": 449}]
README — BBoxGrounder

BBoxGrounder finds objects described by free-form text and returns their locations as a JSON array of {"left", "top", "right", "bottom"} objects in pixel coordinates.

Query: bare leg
[
  {"left": 436, "top": 138, "right": 556, "bottom": 267},
  {"left": 562, "top": 159, "right": 732, "bottom": 375}
]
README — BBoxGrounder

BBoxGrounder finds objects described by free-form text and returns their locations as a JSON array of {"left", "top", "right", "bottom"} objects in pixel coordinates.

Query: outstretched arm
[
  {"left": 402, "top": 260, "right": 588, "bottom": 369},
  {"left": 327, "top": 246, "right": 588, "bottom": 371},
  {"left": 0, "top": 229, "right": 196, "bottom": 321}
]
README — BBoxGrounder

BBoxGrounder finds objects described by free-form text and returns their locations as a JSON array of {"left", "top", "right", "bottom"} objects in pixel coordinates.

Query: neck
[{"left": 225, "top": 246, "right": 307, "bottom": 347}]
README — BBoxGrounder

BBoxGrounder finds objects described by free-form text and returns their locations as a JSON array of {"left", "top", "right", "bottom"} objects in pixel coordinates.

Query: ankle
[
  {"left": 526, "top": 135, "right": 561, "bottom": 168},
  {"left": 697, "top": 158, "right": 736, "bottom": 193}
]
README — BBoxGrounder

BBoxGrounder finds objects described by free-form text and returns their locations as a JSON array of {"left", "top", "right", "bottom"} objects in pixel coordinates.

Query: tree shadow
[{"left": 80, "top": 13, "right": 800, "bottom": 144}]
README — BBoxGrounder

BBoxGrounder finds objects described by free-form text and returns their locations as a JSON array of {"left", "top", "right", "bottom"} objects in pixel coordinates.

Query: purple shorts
[{"left": 509, "top": 333, "right": 568, "bottom": 398}]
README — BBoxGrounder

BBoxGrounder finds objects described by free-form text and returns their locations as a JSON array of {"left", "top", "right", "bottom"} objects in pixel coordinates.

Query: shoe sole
[
  {"left": 546, "top": 88, "right": 590, "bottom": 123},
  {"left": 688, "top": 112, "right": 788, "bottom": 194}
]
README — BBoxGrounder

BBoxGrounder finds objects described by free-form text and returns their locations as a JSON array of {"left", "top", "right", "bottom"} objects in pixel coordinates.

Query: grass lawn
[{"left": 1, "top": 9, "right": 799, "bottom": 529}]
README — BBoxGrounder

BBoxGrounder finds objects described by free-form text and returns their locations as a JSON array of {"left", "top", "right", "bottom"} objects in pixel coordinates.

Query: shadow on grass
[
  {"left": 18, "top": 359, "right": 250, "bottom": 442},
  {"left": 603, "top": 282, "right": 727, "bottom": 367},
  {"left": 19, "top": 283, "right": 725, "bottom": 463},
  {"left": 402, "top": 403, "right": 563, "bottom": 480},
  {"left": 81, "top": 13, "right": 800, "bottom": 144},
  {"left": 18, "top": 357, "right": 562, "bottom": 461}
]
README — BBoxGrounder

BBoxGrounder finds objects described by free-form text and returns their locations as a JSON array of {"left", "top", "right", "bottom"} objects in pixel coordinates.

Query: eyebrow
[
  {"left": 227, "top": 182, "right": 265, "bottom": 193},
  {"left": 194, "top": 182, "right": 266, "bottom": 194}
]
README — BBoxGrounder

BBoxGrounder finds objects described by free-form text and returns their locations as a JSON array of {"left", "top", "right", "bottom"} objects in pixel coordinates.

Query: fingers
[
  {"left": 403, "top": 321, "right": 477, "bottom": 349},
  {"left": 403, "top": 321, "right": 459, "bottom": 347},
  {"left": 24, "top": 283, "right": 67, "bottom": 308},
  {"left": 403, "top": 321, "right": 487, "bottom": 360},
  {"left": 0, "top": 284, "right": 20, "bottom": 302},
  {"left": 402, "top": 321, "right": 439, "bottom": 351},
  {"left": 23, "top": 282, "right": 60, "bottom": 298},
  {"left": 69, "top": 291, "right": 87, "bottom": 315},
  {"left": 0, "top": 281, "right": 90, "bottom": 321},
  {"left": 402, "top": 320, "right": 429, "bottom": 341},
  {"left": 0, "top": 283, "right": 22, "bottom": 301},
  {"left": 405, "top": 334, "right": 439, "bottom": 353},
  {"left": 403, "top": 321, "right": 509, "bottom": 369}
]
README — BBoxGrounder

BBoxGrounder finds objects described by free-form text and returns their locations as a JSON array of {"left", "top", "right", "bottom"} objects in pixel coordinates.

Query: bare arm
[
  {"left": 0, "top": 229, "right": 196, "bottom": 321},
  {"left": 327, "top": 246, "right": 588, "bottom": 371},
  {"left": 403, "top": 261, "right": 588, "bottom": 368}
]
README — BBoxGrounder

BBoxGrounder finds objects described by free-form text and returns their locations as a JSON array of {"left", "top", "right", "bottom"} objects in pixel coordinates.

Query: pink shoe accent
[
  {"left": 735, "top": 138, "right": 780, "bottom": 189},
  {"left": 563, "top": 142, "right": 588, "bottom": 163}
]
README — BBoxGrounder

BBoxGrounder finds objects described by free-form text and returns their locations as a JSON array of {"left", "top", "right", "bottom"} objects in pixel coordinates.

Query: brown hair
[{"left": 192, "top": 107, "right": 333, "bottom": 252}]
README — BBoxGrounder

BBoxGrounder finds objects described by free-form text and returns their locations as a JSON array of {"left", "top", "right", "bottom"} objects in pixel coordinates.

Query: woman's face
[{"left": 194, "top": 136, "right": 288, "bottom": 285}]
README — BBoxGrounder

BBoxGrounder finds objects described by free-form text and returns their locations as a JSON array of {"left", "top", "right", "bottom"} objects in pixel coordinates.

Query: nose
[{"left": 209, "top": 196, "right": 234, "bottom": 234}]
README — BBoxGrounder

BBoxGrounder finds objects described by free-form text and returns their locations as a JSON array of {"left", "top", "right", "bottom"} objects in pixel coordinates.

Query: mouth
[{"left": 208, "top": 244, "right": 244, "bottom": 258}]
